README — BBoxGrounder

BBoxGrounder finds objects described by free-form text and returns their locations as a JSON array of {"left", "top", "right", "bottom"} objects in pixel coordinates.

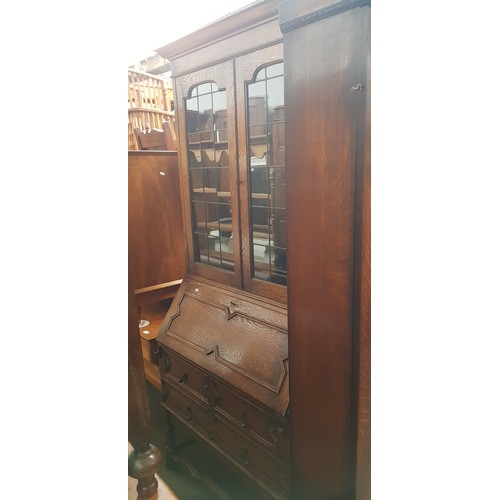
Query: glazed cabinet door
[
  {"left": 235, "top": 44, "right": 287, "bottom": 304},
  {"left": 174, "top": 61, "right": 242, "bottom": 289}
]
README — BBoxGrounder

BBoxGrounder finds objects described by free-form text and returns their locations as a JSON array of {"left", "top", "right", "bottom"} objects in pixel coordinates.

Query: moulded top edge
[
  {"left": 156, "top": 0, "right": 280, "bottom": 61},
  {"left": 279, "top": 0, "right": 370, "bottom": 33}
]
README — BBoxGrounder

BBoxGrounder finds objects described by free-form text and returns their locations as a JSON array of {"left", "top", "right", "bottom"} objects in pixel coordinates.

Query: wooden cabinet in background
[{"left": 128, "top": 150, "right": 186, "bottom": 388}]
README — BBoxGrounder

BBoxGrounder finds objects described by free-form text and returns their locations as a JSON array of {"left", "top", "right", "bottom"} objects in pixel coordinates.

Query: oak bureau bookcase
[
  {"left": 154, "top": 0, "right": 371, "bottom": 498},
  {"left": 155, "top": 1, "right": 289, "bottom": 498}
]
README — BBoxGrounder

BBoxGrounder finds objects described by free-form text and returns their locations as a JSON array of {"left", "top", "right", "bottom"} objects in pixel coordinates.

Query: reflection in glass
[
  {"left": 248, "top": 82, "right": 266, "bottom": 128},
  {"left": 246, "top": 62, "right": 287, "bottom": 285},
  {"left": 271, "top": 247, "right": 287, "bottom": 286},
  {"left": 195, "top": 233, "right": 209, "bottom": 264},
  {"left": 192, "top": 201, "right": 207, "bottom": 232},
  {"left": 266, "top": 62, "right": 284, "bottom": 79},
  {"left": 208, "top": 236, "right": 221, "bottom": 265},
  {"left": 269, "top": 167, "right": 286, "bottom": 208},
  {"left": 250, "top": 169, "right": 269, "bottom": 203},
  {"left": 186, "top": 82, "right": 232, "bottom": 272},
  {"left": 197, "top": 82, "right": 212, "bottom": 95},
  {"left": 255, "top": 68, "right": 266, "bottom": 82},
  {"left": 266, "top": 76, "right": 284, "bottom": 120},
  {"left": 253, "top": 244, "right": 271, "bottom": 281},
  {"left": 213, "top": 90, "right": 226, "bottom": 112}
]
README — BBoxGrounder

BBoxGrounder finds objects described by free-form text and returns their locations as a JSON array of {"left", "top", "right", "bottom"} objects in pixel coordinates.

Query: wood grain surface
[
  {"left": 282, "top": 2, "right": 370, "bottom": 499},
  {"left": 128, "top": 152, "right": 186, "bottom": 291}
]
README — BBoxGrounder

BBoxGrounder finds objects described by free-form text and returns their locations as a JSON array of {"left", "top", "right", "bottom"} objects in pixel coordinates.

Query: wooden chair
[{"left": 135, "top": 121, "right": 176, "bottom": 150}]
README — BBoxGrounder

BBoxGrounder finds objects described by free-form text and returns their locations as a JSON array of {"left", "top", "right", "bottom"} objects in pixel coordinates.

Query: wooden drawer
[
  {"left": 159, "top": 348, "right": 210, "bottom": 406},
  {"left": 161, "top": 379, "right": 217, "bottom": 441},
  {"left": 162, "top": 379, "right": 288, "bottom": 499},
  {"left": 211, "top": 378, "right": 288, "bottom": 462},
  {"left": 211, "top": 413, "right": 288, "bottom": 497}
]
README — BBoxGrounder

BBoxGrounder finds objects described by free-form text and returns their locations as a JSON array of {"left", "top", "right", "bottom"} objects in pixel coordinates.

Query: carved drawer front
[
  {"left": 161, "top": 349, "right": 210, "bottom": 405},
  {"left": 211, "top": 378, "right": 288, "bottom": 462},
  {"left": 211, "top": 416, "right": 288, "bottom": 497},
  {"left": 161, "top": 379, "right": 217, "bottom": 441}
]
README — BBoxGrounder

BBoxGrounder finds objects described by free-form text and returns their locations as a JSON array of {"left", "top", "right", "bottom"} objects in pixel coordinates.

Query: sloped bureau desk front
[{"left": 156, "top": 276, "right": 289, "bottom": 498}]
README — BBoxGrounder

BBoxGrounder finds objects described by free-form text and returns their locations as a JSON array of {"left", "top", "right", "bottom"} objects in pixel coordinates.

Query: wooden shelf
[
  {"left": 197, "top": 220, "right": 233, "bottom": 232},
  {"left": 251, "top": 192, "right": 270, "bottom": 200}
]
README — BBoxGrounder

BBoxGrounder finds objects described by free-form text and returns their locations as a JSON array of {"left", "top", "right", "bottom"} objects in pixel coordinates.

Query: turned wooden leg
[
  {"left": 128, "top": 443, "right": 161, "bottom": 498},
  {"left": 128, "top": 268, "right": 161, "bottom": 497}
]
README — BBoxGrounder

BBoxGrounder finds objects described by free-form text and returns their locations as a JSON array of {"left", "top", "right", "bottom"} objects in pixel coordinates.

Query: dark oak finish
[
  {"left": 154, "top": 1, "right": 370, "bottom": 498},
  {"left": 155, "top": 3, "right": 289, "bottom": 497},
  {"left": 128, "top": 151, "right": 186, "bottom": 293},
  {"left": 280, "top": 1, "right": 370, "bottom": 499},
  {"left": 354, "top": 15, "right": 371, "bottom": 499},
  {"left": 157, "top": 275, "right": 289, "bottom": 499},
  {"left": 169, "top": 8, "right": 286, "bottom": 305}
]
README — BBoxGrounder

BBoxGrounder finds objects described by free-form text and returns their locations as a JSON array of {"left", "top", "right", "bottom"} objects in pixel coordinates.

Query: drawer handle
[
  {"left": 209, "top": 393, "right": 221, "bottom": 407},
  {"left": 178, "top": 372, "right": 188, "bottom": 384},
  {"left": 158, "top": 350, "right": 170, "bottom": 373},
  {"left": 240, "top": 448, "right": 250, "bottom": 466},
  {"left": 239, "top": 411, "right": 248, "bottom": 428}
]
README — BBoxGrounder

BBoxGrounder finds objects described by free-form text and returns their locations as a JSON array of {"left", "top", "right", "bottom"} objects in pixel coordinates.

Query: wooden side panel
[
  {"left": 283, "top": 5, "right": 369, "bottom": 499},
  {"left": 128, "top": 151, "right": 186, "bottom": 290},
  {"left": 355, "top": 9, "right": 371, "bottom": 500}
]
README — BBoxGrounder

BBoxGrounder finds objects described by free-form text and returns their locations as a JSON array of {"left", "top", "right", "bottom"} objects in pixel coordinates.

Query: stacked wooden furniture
[
  {"left": 134, "top": 121, "right": 176, "bottom": 151},
  {"left": 155, "top": 1, "right": 289, "bottom": 498}
]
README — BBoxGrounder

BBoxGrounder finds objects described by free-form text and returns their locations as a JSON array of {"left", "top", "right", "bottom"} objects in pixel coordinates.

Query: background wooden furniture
[
  {"left": 135, "top": 122, "right": 176, "bottom": 151},
  {"left": 155, "top": 2, "right": 289, "bottom": 498},
  {"left": 128, "top": 68, "right": 176, "bottom": 150},
  {"left": 128, "top": 150, "right": 185, "bottom": 299},
  {"left": 129, "top": 150, "right": 186, "bottom": 388},
  {"left": 279, "top": 1, "right": 371, "bottom": 499},
  {"left": 128, "top": 268, "right": 162, "bottom": 498}
]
